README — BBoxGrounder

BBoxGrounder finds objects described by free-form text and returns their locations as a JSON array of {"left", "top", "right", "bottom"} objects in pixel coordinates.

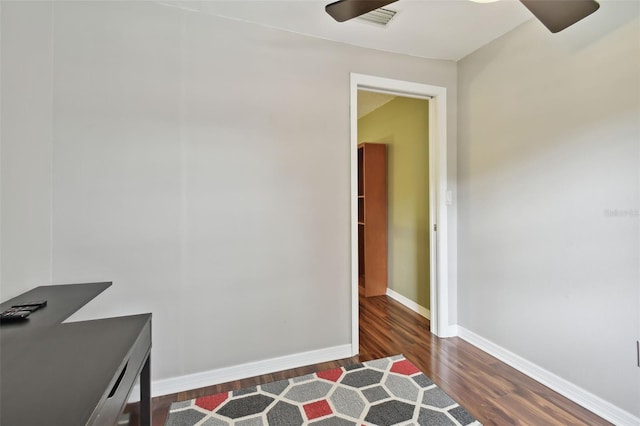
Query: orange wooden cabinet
[{"left": 358, "top": 143, "right": 387, "bottom": 297}]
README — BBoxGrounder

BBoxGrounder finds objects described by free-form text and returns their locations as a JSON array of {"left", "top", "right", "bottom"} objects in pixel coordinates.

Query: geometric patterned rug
[{"left": 165, "top": 355, "right": 482, "bottom": 425}]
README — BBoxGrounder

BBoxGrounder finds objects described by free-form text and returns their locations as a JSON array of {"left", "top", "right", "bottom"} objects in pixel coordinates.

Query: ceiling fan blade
[
  {"left": 520, "top": 0, "right": 600, "bottom": 33},
  {"left": 326, "top": 0, "right": 398, "bottom": 22}
]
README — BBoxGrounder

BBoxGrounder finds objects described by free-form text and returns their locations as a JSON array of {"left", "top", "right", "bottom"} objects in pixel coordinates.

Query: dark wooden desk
[{"left": 0, "top": 282, "right": 151, "bottom": 426}]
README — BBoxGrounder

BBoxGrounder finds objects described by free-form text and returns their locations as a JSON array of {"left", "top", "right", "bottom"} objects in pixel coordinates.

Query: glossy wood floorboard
[{"left": 125, "top": 294, "right": 611, "bottom": 425}]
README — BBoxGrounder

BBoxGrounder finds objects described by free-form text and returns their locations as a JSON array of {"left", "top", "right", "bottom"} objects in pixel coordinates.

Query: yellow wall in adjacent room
[{"left": 358, "top": 95, "right": 430, "bottom": 309}]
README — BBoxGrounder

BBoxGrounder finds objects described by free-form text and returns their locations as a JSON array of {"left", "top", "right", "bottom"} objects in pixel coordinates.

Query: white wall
[
  {"left": 0, "top": 1, "right": 457, "bottom": 383},
  {"left": 458, "top": 2, "right": 639, "bottom": 418},
  {"left": 1, "top": 1, "right": 53, "bottom": 293}
]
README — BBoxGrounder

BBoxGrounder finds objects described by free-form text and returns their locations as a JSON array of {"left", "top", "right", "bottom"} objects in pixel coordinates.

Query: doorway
[
  {"left": 349, "top": 73, "right": 453, "bottom": 356},
  {"left": 357, "top": 92, "right": 431, "bottom": 313}
]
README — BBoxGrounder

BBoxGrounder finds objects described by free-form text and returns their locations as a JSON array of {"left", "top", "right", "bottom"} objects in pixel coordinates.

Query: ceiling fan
[{"left": 325, "top": 0, "right": 600, "bottom": 33}]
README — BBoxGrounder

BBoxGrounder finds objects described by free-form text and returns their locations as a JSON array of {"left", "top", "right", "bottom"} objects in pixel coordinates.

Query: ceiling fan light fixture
[{"left": 325, "top": 0, "right": 600, "bottom": 34}]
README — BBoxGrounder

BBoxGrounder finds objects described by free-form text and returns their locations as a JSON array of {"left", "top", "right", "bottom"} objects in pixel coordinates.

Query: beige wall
[
  {"left": 458, "top": 3, "right": 639, "bottom": 417},
  {"left": 0, "top": 0, "right": 457, "bottom": 384},
  {"left": 358, "top": 96, "right": 430, "bottom": 309}
]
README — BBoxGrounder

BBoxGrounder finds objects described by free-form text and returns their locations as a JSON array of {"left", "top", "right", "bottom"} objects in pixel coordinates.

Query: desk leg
[{"left": 140, "top": 355, "right": 151, "bottom": 426}]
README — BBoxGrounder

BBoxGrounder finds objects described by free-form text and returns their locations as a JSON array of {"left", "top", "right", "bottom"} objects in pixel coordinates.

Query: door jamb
[{"left": 350, "top": 73, "right": 452, "bottom": 356}]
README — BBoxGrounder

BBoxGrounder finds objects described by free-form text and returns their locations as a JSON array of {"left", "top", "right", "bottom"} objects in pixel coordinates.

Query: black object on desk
[
  {"left": 0, "top": 308, "right": 32, "bottom": 322},
  {"left": 0, "top": 282, "right": 152, "bottom": 426}
]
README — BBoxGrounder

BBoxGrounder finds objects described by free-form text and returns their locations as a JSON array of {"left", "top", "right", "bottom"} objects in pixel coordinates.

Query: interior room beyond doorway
[{"left": 357, "top": 91, "right": 431, "bottom": 319}]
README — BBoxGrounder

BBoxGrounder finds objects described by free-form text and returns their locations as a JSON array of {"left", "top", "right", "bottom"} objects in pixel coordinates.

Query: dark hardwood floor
[{"left": 125, "top": 293, "right": 611, "bottom": 425}]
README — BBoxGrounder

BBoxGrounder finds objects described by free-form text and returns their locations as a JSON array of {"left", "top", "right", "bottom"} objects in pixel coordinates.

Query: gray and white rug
[{"left": 166, "top": 355, "right": 482, "bottom": 425}]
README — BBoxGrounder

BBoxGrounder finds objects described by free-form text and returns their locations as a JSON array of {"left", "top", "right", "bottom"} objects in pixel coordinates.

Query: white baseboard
[
  {"left": 128, "top": 344, "right": 352, "bottom": 402},
  {"left": 457, "top": 327, "right": 640, "bottom": 426},
  {"left": 446, "top": 324, "right": 459, "bottom": 338},
  {"left": 386, "top": 288, "right": 431, "bottom": 320}
]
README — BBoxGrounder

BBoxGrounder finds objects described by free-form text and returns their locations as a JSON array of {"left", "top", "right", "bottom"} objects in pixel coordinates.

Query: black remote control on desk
[{"left": 0, "top": 308, "right": 31, "bottom": 322}]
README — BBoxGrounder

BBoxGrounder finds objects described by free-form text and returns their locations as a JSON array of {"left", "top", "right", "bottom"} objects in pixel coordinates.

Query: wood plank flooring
[{"left": 125, "top": 294, "right": 611, "bottom": 425}]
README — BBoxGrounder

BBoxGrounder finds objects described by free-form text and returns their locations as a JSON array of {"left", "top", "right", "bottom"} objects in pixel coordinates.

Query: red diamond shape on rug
[
  {"left": 303, "top": 399, "right": 333, "bottom": 420},
  {"left": 391, "top": 359, "right": 420, "bottom": 376},
  {"left": 195, "top": 392, "right": 228, "bottom": 411},
  {"left": 316, "top": 367, "right": 343, "bottom": 382}
]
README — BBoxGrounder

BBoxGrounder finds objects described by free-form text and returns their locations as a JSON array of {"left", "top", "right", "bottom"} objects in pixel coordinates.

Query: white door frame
[{"left": 350, "top": 73, "right": 452, "bottom": 356}]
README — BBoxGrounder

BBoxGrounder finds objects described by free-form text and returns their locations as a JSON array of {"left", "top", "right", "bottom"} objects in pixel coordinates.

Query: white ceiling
[{"left": 195, "top": 0, "right": 533, "bottom": 60}]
